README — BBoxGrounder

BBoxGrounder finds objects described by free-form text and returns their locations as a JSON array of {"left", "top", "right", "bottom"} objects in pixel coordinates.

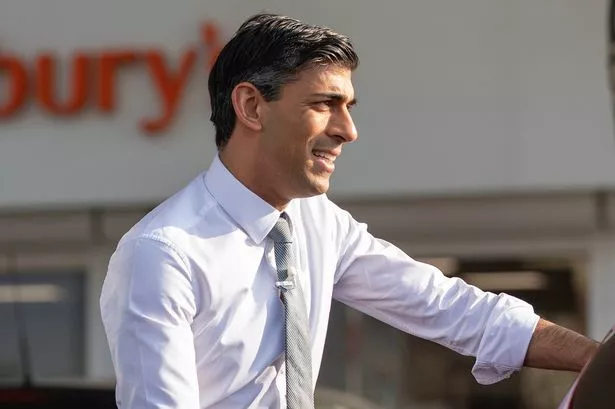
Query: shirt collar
[{"left": 204, "top": 154, "right": 283, "bottom": 245}]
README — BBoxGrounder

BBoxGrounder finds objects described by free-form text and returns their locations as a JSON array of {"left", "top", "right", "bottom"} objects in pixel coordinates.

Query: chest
[{"left": 187, "top": 228, "right": 337, "bottom": 364}]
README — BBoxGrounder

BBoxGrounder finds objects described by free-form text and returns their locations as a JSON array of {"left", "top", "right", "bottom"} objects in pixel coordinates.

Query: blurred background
[{"left": 1, "top": 1, "right": 615, "bottom": 408}]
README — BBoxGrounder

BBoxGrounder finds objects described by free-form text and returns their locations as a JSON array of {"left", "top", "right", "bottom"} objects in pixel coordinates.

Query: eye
[{"left": 313, "top": 100, "right": 334, "bottom": 110}]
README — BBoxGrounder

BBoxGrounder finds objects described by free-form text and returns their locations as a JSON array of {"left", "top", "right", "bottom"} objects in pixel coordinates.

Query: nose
[{"left": 327, "top": 106, "right": 358, "bottom": 143}]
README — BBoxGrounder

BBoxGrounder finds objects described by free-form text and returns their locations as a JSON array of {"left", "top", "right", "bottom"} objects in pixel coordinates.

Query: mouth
[
  {"left": 311, "top": 149, "right": 339, "bottom": 173},
  {"left": 312, "top": 150, "right": 337, "bottom": 162}
]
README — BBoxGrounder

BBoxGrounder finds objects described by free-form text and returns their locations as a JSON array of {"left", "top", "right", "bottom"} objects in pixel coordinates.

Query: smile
[
  {"left": 312, "top": 150, "right": 337, "bottom": 162},
  {"left": 311, "top": 150, "right": 338, "bottom": 173}
]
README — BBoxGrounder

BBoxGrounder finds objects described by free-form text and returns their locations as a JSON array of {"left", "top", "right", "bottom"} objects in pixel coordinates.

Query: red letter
[
  {"left": 36, "top": 53, "right": 90, "bottom": 115},
  {"left": 0, "top": 54, "right": 28, "bottom": 117},
  {"left": 97, "top": 50, "right": 138, "bottom": 112},
  {"left": 141, "top": 49, "right": 196, "bottom": 134},
  {"left": 202, "top": 21, "right": 222, "bottom": 70}
]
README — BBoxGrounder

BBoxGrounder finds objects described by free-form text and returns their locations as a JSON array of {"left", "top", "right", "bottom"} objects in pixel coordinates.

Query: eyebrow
[{"left": 311, "top": 92, "right": 357, "bottom": 106}]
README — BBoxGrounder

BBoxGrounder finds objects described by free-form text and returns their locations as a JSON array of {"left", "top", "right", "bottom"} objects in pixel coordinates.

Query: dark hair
[{"left": 208, "top": 13, "right": 359, "bottom": 149}]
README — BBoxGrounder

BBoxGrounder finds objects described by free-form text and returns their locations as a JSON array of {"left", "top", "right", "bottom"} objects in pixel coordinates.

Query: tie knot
[{"left": 268, "top": 215, "right": 292, "bottom": 243}]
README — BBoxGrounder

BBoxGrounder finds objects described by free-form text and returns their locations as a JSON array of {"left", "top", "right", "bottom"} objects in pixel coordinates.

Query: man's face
[{"left": 258, "top": 65, "right": 358, "bottom": 201}]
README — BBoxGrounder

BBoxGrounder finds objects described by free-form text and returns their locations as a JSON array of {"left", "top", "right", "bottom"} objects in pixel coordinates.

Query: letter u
[{"left": 35, "top": 53, "right": 90, "bottom": 115}]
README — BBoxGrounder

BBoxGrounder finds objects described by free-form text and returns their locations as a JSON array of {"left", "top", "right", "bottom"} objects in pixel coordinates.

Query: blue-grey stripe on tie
[{"left": 268, "top": 214, "right": 314, "bottom": 409}]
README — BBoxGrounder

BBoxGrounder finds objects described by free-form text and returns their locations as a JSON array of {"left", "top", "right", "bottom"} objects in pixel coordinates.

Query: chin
[
  {"left": 309, "top": 178, "right": 330, "bottom": 196},
  {"left": 312, "top": 186, "right": 329, "bottom": 196},
  {"left": 294, "top": 177, "right": 329, "bottom": 198}
]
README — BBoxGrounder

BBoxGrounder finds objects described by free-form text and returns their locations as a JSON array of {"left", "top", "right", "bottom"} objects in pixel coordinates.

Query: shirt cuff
[{"left": 471, "top": 294, "right": 540, "bottom": 385}]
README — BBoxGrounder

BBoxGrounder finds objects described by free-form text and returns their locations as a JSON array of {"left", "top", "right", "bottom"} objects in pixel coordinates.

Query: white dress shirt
[{"left": 100, "top": 155, "right": 540, "bottom": 409}]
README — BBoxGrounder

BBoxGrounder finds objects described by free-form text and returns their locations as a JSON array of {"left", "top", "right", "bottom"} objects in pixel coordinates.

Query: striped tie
[{"left": 268, "top": 214, "right": 314, "bottom": 409}]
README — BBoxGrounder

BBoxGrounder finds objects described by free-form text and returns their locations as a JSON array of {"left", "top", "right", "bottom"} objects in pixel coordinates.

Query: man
[{"left": 100, "top": 13, "right": 599, "bottom": 408}]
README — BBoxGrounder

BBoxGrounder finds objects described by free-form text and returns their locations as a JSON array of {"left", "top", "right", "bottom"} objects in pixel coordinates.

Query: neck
[{"left": 218, "top": 143, "right": 290, "bottom": 211}]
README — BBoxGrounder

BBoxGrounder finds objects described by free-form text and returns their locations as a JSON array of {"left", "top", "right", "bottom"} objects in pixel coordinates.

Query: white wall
[
  {"left": 587, "top": 233, "right": 615, "bottom": 339},
  {"left": 0, "top": 0, "right": 613, "bottom": 209}
]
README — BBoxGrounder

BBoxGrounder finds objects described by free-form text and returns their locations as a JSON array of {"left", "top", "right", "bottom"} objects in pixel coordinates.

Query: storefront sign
[{"left": 0, "top": 21, "right": 222, "bottom": 134}]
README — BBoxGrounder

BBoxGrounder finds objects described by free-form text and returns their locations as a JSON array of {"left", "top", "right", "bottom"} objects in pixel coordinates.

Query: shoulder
[{"left": 115, "top": 172, "right": 227, "bottom": 260}]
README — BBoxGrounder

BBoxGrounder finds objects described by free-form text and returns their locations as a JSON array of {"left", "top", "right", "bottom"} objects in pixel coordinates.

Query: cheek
[
  {"left": 272, "top": 111, "right": 327, "bottom": 159},
  {"left": 300, "top": 112, "right": 328, "bottom": 143}
]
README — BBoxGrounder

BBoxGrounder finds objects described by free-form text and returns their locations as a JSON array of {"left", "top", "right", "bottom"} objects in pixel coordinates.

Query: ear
[{"left": 231, "top": 82, "right": 264, "bottom": 132}]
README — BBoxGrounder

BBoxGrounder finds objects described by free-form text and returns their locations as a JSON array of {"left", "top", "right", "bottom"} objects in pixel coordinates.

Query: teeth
[{"left": 313, "top": 151, "right": 335, "bottom": 161}]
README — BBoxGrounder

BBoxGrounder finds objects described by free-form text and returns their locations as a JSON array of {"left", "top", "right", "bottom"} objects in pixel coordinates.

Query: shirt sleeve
[
  {"left": 100, "top": 235, "right": 200, "bottom": 408},
  {"left": 332, "top": 209, "right": 540, "bottom": 385}
]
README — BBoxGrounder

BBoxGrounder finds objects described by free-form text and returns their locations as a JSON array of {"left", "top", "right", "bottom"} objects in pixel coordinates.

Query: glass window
[{"left": 0, "top": 271, "right": 85, "bottom": 384}]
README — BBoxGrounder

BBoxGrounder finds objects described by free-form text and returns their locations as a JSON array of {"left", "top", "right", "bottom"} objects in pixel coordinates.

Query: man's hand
[{"left": 524, "top": 318, "right": 599, "bottom": 372}]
